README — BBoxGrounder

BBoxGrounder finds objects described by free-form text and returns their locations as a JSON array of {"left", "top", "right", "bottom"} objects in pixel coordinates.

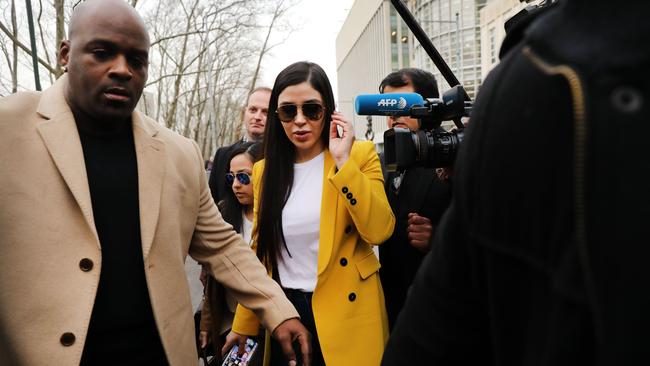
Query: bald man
[{"left": 0, "top": 1, "right": 311, "bottom": 365}]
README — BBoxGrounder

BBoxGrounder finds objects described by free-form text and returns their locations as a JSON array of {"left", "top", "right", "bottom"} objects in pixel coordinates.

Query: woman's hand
[
  {"left": 329, "top": 111, "right": 355, "bottom": 170},
  {"left": 221, "top": 330, "right": 248, "bottom": 357}
]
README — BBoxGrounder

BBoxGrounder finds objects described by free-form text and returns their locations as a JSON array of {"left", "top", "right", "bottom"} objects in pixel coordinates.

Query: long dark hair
[
  {"left": 256, "top": 61, "right": 335, "bottom": 271},
  {"left": 217, "top": 142, "right": 263, "bottom": 232}
]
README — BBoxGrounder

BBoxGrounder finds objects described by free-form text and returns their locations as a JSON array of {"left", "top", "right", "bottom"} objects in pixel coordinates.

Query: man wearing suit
[
  {"left": 0, "top": 1, "right": 310, "bottom": 365},
  {"left": 378, "top": 68, "right": 452, "bottom": 330},
  {"left": 208, "top": 87, "right": 271, "bottom": 204}
]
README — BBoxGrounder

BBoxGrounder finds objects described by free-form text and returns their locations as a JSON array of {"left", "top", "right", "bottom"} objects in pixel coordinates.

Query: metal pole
[
  {"left": 455, "top": 12, "right": 461, "bottom": 84},
  {"left": 390, "top": 0, "right": 470, "bottom": 101},
  {"left": 25, "top": 0, "right": 41, "bottom": 91}
]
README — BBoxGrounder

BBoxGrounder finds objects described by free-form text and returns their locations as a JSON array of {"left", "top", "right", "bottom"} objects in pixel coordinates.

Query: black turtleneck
[{"left": 77, "top": 120, "right": 167, "bottom": 365}]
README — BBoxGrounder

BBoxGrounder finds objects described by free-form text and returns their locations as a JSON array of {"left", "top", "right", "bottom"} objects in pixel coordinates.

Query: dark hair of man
[
  {"left": 378, "top": 68, "right": 440, "bottom": 99},
  {"left": 217, "top": 142, "right": 263, "bottom": 233},
  {"left": 256, "top": 61, "right": 335, "bottom": 273}
]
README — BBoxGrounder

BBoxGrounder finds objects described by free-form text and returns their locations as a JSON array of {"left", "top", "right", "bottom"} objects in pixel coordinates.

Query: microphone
[{"left": 354, "top": 93, "right": 425, "bottom": 116}]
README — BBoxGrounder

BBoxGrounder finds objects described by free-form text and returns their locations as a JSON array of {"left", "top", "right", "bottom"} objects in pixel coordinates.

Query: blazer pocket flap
[{"left": 355, "top": 252, "right": 381, "bottom": 280}]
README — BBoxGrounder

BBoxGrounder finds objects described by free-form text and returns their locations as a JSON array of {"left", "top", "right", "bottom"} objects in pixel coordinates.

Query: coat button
[
  {"left": 348, "top": 292, "right": 356, "bottom": 302},
  {"left": 346, "top": 192, "right": 353, "bottom": 200},
  {"left": 350, "top": 198, "right": 357, "bottom": 206},
  {"left": 611, "top": 86, "right": 643, "bottom": 114},
  {"left": 79, "top": 258, "right": 94, "bottom": 272},
  {"left": 340, "top": 258, "right": 348, "bottom": 266},
  {"left": 342, "top": 186, "right": 349, "bottom": 194},
  {"left": 60, "top": 332, "right": 76, "bottom": 346},
  {"left": 344, "top": 225, "right": 352, "bottom": 234}
]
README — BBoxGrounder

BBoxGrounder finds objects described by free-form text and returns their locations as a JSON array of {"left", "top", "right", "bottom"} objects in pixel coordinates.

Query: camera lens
[{"left": 412, "top": 129, "right": 464, "bottom": 169}]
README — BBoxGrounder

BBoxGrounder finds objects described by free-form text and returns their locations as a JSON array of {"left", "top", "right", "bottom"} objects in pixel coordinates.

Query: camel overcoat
[{"left": 0, "top": 75, "right": 298, "bottom": 365}]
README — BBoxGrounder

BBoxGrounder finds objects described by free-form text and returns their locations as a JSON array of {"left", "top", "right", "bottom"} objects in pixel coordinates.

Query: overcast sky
[
  {"left": 259, "top": 0, "right": 354, "bottom": 99},
  {"left": 0, "top": 0, "right": 354, "bottom": 97}
]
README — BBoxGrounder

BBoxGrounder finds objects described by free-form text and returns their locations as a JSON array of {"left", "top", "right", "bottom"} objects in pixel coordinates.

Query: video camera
[
  {"left": 353, "top": 0, "right": 556, "bottom": 172},
  {"left": 355, "top": 86, "right": 470, "bottom": 172},
  {"left": 353, "top": 0, "right": 473, "bottom": 172}
]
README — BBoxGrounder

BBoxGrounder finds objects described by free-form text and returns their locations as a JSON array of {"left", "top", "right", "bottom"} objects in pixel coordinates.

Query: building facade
[
  {"left": 336, "top": 0, "right": 543, "bottom": 147},
  {"left": 336, "top": 0, "right": 413, "bottom": 146},
  {"left": 480, "top": 0, "right": 542, "bottom": 75},
  {"left": 410, "top": 0, "right": 488, "bottom": 99}
]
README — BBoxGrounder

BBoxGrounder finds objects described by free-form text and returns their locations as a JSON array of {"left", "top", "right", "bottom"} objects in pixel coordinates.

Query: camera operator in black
[
  {"left": 382, "top": 0, "right": 650, "bottom": 364},
  {"left": 378, "top": 68, "right": 452, "bottom": 330}
]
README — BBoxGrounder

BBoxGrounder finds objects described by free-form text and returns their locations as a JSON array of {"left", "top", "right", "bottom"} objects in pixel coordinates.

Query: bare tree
[
  {"left": 162, "top": 0, "right": 201, "bottom": 129},
  {"left": 145, "top": 0, "right": 265, "bottom": 153},
  {"left": 0, "top": 0, "right": 65, "bottom": 92},
  {"left": 0, "top": 0, "right": 297, "bottom": 156},
  {"left": 54, "top": 0, "right": 65, "bottom": 77},
  {"left": 10, "top": 0, "right": 18, "bottom": 92},
  {"left": 0, "top": 21, "right": 57, "bottom": 74},
  {"left": 249, "top": 0, "right": 300, "bottom": 93},
  {"left": 37, "top": 0, "right": 55, "bottom": 84},
  {"left": 0, "top": 43, "right": 14, "bottom": 96}
]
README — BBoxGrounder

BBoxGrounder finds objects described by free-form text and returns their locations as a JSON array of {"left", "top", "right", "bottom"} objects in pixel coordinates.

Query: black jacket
[
  {"left": 382, "top": 1, "right": 650, "bottom": 364},
  {"left": 379, "top": 166, "right": 451, "bottom": 330}
]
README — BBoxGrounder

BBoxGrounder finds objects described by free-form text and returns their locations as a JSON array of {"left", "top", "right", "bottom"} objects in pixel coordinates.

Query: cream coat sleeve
[{"left": 187, "top": 141, "right": 298, "bottom": 333}]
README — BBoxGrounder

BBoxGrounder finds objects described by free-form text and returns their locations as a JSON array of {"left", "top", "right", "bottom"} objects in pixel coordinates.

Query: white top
[
  {"left": 241, "top": 213, "right": 253, "bottom": 246},
  {"left": 277, "top": 152, "right": 324, "bottom": 292}
]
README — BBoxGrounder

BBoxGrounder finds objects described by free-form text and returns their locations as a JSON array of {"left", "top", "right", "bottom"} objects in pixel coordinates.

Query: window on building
[
  {"left": 400, "top": 12, "right": 410, "bottom": 68},
  {"left": 489, "top": 27, "right": 496, "bottom": 64},
  {"left": 390, "top": 5, "right": 399, "bottom": 70}
]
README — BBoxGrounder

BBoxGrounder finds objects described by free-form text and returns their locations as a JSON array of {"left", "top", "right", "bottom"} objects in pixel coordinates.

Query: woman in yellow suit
[{"left": 223, "top": 61, "right": 395, "bottom": 366}]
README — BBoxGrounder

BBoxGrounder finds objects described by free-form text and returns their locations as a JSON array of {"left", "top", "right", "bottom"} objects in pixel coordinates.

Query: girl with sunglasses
[
  {"left": 220, "top": 142, "right": 262, "bottom": 241},
  {"left": 198, "top": 142, "right": 262, "bottom": 359},
  {"left": 225, "top": 62, "right": 395, "bottom": 366}
]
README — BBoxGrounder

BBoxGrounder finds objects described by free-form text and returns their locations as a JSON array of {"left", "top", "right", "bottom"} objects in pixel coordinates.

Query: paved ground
[
  {"left": 184, "top": 256, "right": 204, "bottom": 312},
  {"left": 185, "top": 257, "right": 211, "bottom": 365}
]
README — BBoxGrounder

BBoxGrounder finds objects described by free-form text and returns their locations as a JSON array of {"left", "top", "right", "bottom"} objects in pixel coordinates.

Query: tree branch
[{"left": 0, "top": 21, "right": 56, "bottom": 75}]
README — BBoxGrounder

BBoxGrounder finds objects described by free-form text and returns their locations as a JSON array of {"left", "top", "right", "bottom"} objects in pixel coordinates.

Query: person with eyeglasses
[
  {"left": 198, "top": 142, "right": 264, "bottom": 363},
  {"left": 222, "top": 61, "right": 395, "bottom": 366}
]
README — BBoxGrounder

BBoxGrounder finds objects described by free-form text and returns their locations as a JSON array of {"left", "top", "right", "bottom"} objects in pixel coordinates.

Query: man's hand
[
  {"left": 272, "top": 318, "right": 312, "bottom": 366},
  {"left": 407, "top": 213, "right": 433, "bottom": 252},
  {"left": 221, "top": 330, "right": 248, "bottom": 357},
  {"left": 435, "top": 168, "right": 450, "bottom": 181}
]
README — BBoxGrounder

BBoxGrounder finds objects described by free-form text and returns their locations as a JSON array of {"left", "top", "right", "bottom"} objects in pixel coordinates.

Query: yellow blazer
[{"left": 232, "top": 141, "right": 396, "bottom": 366}]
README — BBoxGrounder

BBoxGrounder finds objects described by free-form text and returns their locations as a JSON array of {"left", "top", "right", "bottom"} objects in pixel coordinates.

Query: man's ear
[{"left": 58, "top": 40, "right": 70, "bottom": 69}]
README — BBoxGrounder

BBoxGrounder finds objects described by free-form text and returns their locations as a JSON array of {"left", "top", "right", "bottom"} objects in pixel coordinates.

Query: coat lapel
[
  {"left": 35, "top": 75, "right": 99, "bottom": 246},
  {"left": 132, "top": 111, "right": 166, "bottom": 259},
  {"left": 317, "top": 150, "right": 338, "bottom": 275}
]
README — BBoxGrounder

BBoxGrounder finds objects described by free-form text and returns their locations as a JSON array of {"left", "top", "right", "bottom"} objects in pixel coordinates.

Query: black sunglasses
[
  {"left": 225, "top": 172, "right": 251, "bottom": 186},
  {"left": 276, "top": 103, "right": 324, "bottom": 122}
]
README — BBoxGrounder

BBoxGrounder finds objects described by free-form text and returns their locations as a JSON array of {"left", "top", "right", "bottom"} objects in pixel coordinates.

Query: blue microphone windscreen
[{"left": 354, "top": 93, "right": 424, "bottom": 116}]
